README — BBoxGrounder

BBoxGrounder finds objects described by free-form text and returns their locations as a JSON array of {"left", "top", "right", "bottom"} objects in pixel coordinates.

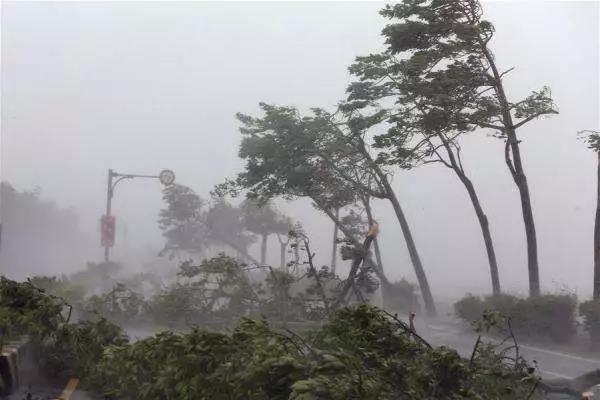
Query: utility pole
[{"left": 102, "top": 168, "right": 175, "bottom": 262}]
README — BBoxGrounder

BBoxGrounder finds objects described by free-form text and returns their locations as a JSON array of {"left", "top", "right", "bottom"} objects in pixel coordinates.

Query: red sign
[{"left": 101, "top": 215, "right": 116, "bottom": 247}]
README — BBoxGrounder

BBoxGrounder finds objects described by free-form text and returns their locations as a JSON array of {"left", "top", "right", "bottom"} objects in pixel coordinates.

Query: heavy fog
[{"left": 1, "top": 1, "right": 598, "bottom": 302}]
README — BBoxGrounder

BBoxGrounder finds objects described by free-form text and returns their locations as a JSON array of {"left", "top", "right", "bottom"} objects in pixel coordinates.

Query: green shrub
[
  {"left": 454, "top": 294, "right": 485, "bottom": 322},
  {"left": 384, "top": 279, "right": 421, "bottom": 313},
  {"left": 454, "top": 293, "right": 577, "bottom": 344},
  {"left": 87, "top": 305, "right": 539, "bottom": 400},
  {"left": 580, "top": 299, "right": 600, "bottom": 347},
  {"left": 513, "top": 294, "right": 577, "bottom": 343}
]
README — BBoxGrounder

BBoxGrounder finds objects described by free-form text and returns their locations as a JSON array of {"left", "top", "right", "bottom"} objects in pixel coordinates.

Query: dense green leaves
[
  {"left": 454, "top": 293, "right": 578, "bottom": 343},
  {"left": 86, "top": 304, "right": 540, "bottom": 400}
]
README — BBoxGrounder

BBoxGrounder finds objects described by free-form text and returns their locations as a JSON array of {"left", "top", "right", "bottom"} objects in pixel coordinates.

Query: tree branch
[
  {"left": 513, "top": 110, "right": 559, "bottom": 129},
  {"left": 499, "top": 67, "right": 515, "bottom": 79}
]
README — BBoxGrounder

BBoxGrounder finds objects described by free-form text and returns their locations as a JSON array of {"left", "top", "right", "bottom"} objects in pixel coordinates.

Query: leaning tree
[
  {"left": 345, "top": 0, "right": 558, "bottom": 296},
  {"left": 216, "top": 103, "right": 435, "bottom": 314},
  {"left": 158, "top": 184, "right": 256, "bottom": 263},
  {"left": 579, "top": 130, "right": 600, "bottom": 299},
  {"left": 343, "top": 68, "right": 502, "bottom": 295}
]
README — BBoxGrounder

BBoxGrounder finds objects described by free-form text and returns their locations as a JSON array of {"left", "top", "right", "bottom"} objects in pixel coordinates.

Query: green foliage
[
  {"left": 0, "top": 274, "right": 128, "bottom": 386},
  {"left": 158, "top": 184, "right": 256, "bottom": 259},
  {"left": 454, "top": 294, "right": 486, "bottom": 322},
  {"left": 37, "top": 316, "right": 129, "bottom": 383},
  {"left": 227, "top": 103, "right": 383, "bottom": 213},
  {"left": 346, "top": 0, "right": 557, "bottom": 146},
  {"left": 578, "top": 129, "right": 600, "bottom": 152},
  {"left": 455, "top": 293, "right": 577, "bottom": 343},
  {"left": 159, "top": 183, "right": 208, "bottom": 255},
  {"left": 82, "top": 283, "right": 148, "bottom": 325},
  {"left": 0, "top": 275, "right": 541, "bottom": 399},
  {"left": 385, "top": 278, "right": 421, "bottom": 313},
  {"left": 29, "top": 275, "right": 86, "bottom": 305},
  {"left": 241, "top": 199, "right": 291, "bottom": 237},
  {"left": 86, "top": 304, "right": 540, "bottom": 400},
  {"left": 0, "top": 276, "right": 66, "bottom": 341}
]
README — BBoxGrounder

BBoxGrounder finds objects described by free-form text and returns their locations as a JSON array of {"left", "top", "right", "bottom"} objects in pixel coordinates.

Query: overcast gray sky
[{"left": 1, "top": 1, "right": 598, "bottom": 299}]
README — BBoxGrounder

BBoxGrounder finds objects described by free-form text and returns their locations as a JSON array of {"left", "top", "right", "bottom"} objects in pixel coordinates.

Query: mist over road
[{"left": 414, "top": 317, "right": 600, "bottom": 380}]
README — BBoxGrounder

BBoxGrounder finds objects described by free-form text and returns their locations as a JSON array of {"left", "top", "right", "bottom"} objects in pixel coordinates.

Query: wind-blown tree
[
  {"left": 345, "top": 0, "right": 558, "bottom": 296},
  {"left": 580, "top": 130, "right": 600, "bottom": 299},
  {"left": 218, "top": 103, "right": 435, "bottom": 314},
  {"left": 158, "top": 184, "right": 256, "bottom": 263},
  {"left": 309, "top": 108, "right": 436, "bottom": 314},
  {"left": 205, "top": 199, "right": 257, "bottom": 263},
  {"left": 158, "top": 184, "right": 208, "bottom": 257},
  {"left": 241, "top": 199, "right": 292, "bottom": 265},
  {"left": 344, "top": 85, "right": 502, "bottom": 295}
]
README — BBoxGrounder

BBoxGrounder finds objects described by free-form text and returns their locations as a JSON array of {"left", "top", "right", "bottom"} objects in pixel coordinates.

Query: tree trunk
[
  {"left": 482, "top": 44, "right": 540, "bottom": 297},
  {"left": 319, "top": 203, "right": 389, "bottom": 287},
  {"left": 509, "top": 136, "right": 539, "bottom": 296},
  {"left": 331, "top": 208, "right": 339, "bottom": 274},
  {"left": 362, "top": 196, "right": 386, "bottom": 306},
  {"left": 594, "top": 152, "right": 600, "bottom": 299},
  {"left": 386, "top": 192, "right": 436, "bottom": 316},
  {"left": 363, "top": 197, "right": 385, "bottom": 275},
  {"left": 457, "top": 172, "right": 501, "bottom": 295},
  {"left": 355, "top": 139, "right": 436, "bottom": 315},
  {"left": 280, "top": 241, "right": 287, "bottom": 269},
  {"left": 332, "top": 232, "right": 376, "bottom": 309},
  {"left": 303, "top": 239, "right": 331, "bottom": 316},
  {"left": 260, "top": 233, "right": 267, "bottom": 265},
  {"left": 438, "top": 134, "right": 501, "bottom": 296}
]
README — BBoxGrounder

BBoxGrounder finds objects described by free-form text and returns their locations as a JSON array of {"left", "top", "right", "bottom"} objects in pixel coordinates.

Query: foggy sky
[{"left": 1, "top": 1, "right": 598, "bottom": 300}]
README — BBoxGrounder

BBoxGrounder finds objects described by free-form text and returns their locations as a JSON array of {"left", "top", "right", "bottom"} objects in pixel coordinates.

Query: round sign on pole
[{"left": 158, "top": 169, "right": 175, "bottom": 186}]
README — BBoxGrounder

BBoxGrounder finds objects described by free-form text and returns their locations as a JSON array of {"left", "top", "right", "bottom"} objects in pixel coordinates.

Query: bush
[
  {"left": 87, "top": 305, "right": 540, "bottom": 400},
  {"left": 580, "top": 299, "right": 600, "bottom": 347},
  {"left": 454, "top": 294, "right": 485, "bottom": 322},
  {"left": 454, "top": 293, "right": 577, "bottom": 344},
  {"left": 384, "top": 279, "right": 421, "bottom": 313},
  {"left": 512, "top": 294, "right": 577, "bottom": 343}
]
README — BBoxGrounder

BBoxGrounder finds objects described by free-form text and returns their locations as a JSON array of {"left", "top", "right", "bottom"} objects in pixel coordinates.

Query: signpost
[{"left": 102, "top": 169, "right": 175, "bottom": 262}]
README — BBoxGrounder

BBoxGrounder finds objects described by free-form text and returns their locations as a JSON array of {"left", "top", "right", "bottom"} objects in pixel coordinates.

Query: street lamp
[{"left": 101, "top": 168, "right": 175, "bottom": 262}]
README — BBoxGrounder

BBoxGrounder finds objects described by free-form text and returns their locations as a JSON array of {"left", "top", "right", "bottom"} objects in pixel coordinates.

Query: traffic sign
[{"left": 101, "top": 215, "right": 115, "bottom": 247}]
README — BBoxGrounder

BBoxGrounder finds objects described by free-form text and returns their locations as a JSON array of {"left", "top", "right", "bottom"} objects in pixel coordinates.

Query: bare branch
[
  {"left": 513, "top": 110, "right": 559, "bottom": 129},
  {"left": 382, "top": 310, "right": 432, "bottom": 349},
  {"left": 499, "top": 67, "right": 515, "bottom": 79},
  {"left": 476, "top": 121, "right": 506, "bottom": 131},
  {"left": 469, "top": 335, "right": 482, "bottom": 368}
]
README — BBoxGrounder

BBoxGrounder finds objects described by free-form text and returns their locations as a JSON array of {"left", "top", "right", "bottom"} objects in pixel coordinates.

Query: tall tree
[
  {"left": 342, "top": 98, "right": 502, "bottom": 294},
  {"left": 159, "top": 184, "right": 208, "bottom": 256},
  {"left": 159, "top": 184, "right": 256, "bottom": 262},
  {"left": 579, "top": 130, "right": 600, "bottom": 299},
  {"left": 218, "top": 103, "right": 435, "bottom": 314},
  {"left": 330, "top": 208, "right": 340, "bottom": 275},
  {"left": 345, "top": 0, "right": 557, "bottom": 296}
]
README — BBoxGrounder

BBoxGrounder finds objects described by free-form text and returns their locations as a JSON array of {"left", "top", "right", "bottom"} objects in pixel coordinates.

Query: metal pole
[{"left": 104, "top": 169, "right": 113, "bottom": 262}]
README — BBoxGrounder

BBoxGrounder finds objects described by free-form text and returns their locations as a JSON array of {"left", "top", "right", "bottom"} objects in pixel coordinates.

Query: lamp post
[{"left": 102, "top": 169, "right": 175, "bottom": 262}]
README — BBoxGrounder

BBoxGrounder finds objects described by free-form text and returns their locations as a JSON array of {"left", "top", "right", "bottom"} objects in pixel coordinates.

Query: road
[{"left": 413, "top": 316, "right": 600, "bottom": 380}]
